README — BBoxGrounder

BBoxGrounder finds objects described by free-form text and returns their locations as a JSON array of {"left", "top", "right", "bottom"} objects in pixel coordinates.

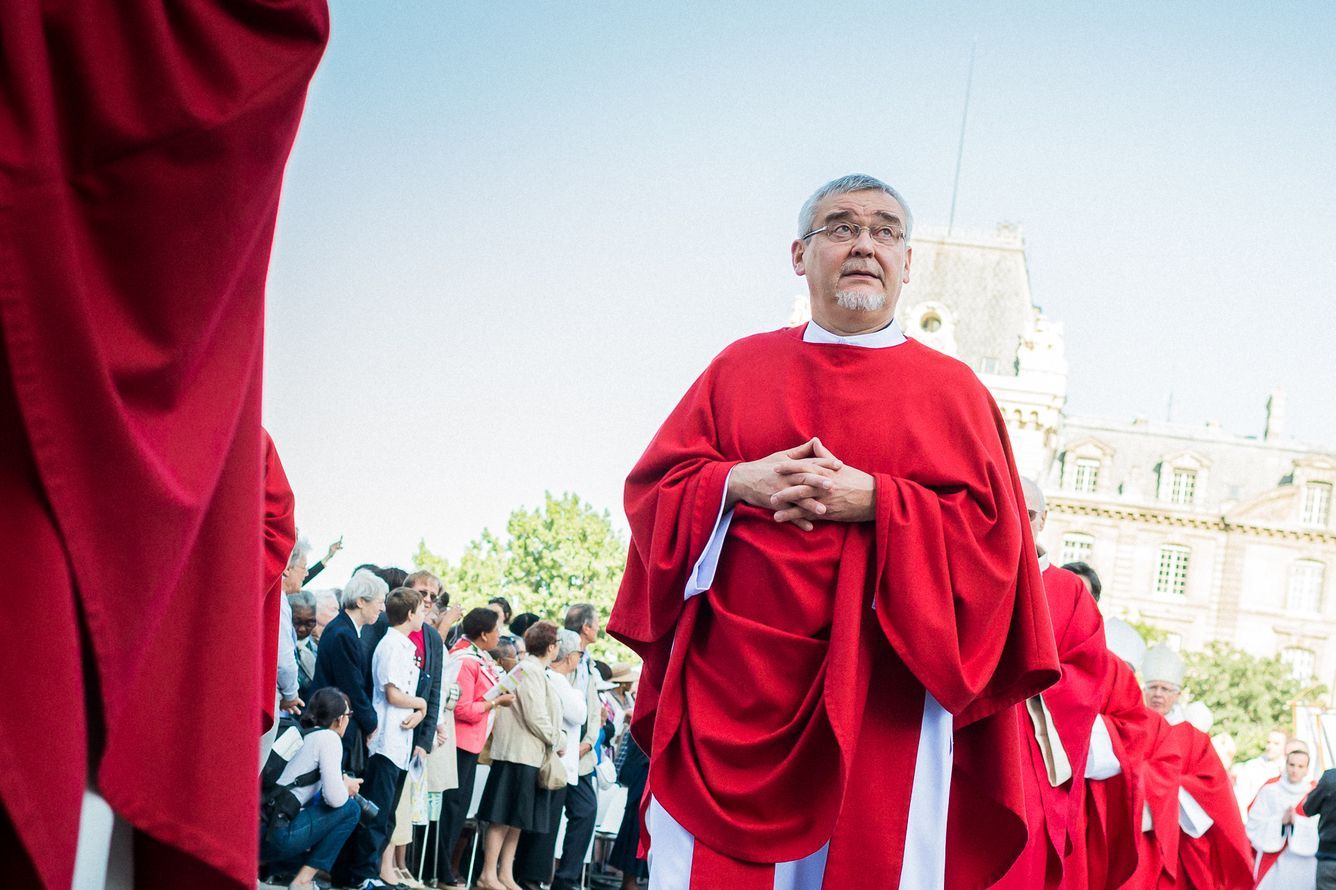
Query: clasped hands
[{"left": 725, "top": 437, "right": 875, "bottom": 531}]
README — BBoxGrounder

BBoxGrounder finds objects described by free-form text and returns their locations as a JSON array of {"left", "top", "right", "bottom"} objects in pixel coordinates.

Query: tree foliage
[
  {"left": 416, "top": 492, "right": 633, "bottom": 663},
  {"left": 1184, "top": 640, "right": 1327, "bottom": 761}
]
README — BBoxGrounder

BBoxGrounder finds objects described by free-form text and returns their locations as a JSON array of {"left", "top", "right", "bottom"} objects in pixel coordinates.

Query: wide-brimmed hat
[{"left": 609, "top": 662, "right": 641, "bottom": 684}]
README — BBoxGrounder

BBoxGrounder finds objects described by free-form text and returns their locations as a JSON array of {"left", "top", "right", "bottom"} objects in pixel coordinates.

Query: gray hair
[
  {"left": 288, "top": 590, "right": 315, "bottom": 612},
  {"left": 341, "top": 569, "right": 388, "bottom": 610},
  {"left": 564, "top": 603, "right": 597, "bottom": 633},
  {"left": 287, "top": 536, "right": 312, "bottom": 570},
  {"left": 798, "top": 174, "right": 914, "bottom": 242},
  {"left": 312, "top": 589, "right": 340, "bottom": 615},
  {"left": 555, "top": 628, "right": 582, "bottom": 661}
]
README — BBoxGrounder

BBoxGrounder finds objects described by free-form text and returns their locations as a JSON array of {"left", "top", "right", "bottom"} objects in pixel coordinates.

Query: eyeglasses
[
  {"left": 801, "top": 221, "right": 906, "bottom": 246},
  {"left": 293, "top": 618, "right": 318, "bottom": 628}
]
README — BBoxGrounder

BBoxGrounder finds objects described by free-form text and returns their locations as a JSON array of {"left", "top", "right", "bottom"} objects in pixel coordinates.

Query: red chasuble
[
  {"left": 609, "top": 327, "right": 1060, "bottom": 888},
  {"left": 1081, "top": 657, "right": 1155, "bottom": 890},
  {"left": 1173, "top": 722, "right": 1253, "bottom": 889},
  {"left": 0, "top": 3, "right": 326, "bottom": 887},
  {"left": 1131, "top": 712, "right": 1187, "bottom": 889},
  {"left": 262, "top": 431, "right": 300, "bottom": 730},
  {"left": 991, "top": 564, "right": 1108, "bottom": 889}
]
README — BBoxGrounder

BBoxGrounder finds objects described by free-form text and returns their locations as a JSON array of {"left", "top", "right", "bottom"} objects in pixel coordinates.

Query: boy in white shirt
[{"left": 337, "top": 587, "right": 428, "bottom": 890}]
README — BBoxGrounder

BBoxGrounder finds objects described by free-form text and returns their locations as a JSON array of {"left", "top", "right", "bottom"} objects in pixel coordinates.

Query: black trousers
[
  {"left": 436, "top": 747, "right": 481, "bottom": 880},
  {"left": 514, "top": 784, "right": 568, "bottom": 883},
  {"left": 332, "top": 752, "right": 406, "bottom": 884},
  {"left": 1319, "top": 858, "right": 1336, "bottom": 890},
  {"left": 553, "top": 773, "right": 598, "bottom": 884}
]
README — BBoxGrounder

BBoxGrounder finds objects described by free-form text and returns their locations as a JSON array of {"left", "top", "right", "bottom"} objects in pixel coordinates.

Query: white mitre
[
  {"left": 1185, "top": 700, "right": 1214, "bottom": 733},
  {"left": 1141, "top": 643, "right": 1185, "bottom": 687},
  {"left": 1104, "top": 617, "right": 1146, "bottom": 670}
]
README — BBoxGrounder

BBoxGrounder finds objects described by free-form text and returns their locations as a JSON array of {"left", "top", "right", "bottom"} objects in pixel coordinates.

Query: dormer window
[
  {"left": 1074, "top": 459, "right": 1099, "bottom": 494},
  {"left": 1303, "top": 482, "right": 1332, "bottom": 527},
  {"left": 1170, "top": 469, "right": 1197, "bottom": 505}
]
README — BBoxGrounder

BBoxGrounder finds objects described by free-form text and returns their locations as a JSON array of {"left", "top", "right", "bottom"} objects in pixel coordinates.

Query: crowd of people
[{"left": 259, "top": 543, "right": 647, "bottom": 890}]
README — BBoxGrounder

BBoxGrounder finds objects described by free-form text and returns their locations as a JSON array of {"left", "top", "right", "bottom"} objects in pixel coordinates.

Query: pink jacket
[{"left": 450, "top": 639, "right": 499, "bottom": 754}]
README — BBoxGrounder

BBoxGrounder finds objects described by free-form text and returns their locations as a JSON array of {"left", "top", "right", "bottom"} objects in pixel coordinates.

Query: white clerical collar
[
  {"left": 803, "top": 319, "right": 906, "bottom": 349},
  {"left": 1164, "top": 703, "right": 1186, "bottom": 726},
  {"left": 1037, "top": 553, "right": 1051, "bottom": 572}
]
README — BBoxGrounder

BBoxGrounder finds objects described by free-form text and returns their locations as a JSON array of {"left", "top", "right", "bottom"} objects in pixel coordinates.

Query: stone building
[{"left": 791, "top": 223, "right": 1336, "bottom": 691}]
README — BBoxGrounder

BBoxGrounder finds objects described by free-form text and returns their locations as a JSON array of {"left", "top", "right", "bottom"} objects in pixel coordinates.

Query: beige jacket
[
  {"left": 577, "top": 654, "right": 601, "bottom": 776},
  {"left": 488, "top": 658, "right": 561, "bottom": 768}
]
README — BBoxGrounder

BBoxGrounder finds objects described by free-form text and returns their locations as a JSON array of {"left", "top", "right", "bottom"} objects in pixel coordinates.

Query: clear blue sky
[{"left": 263, "top": 1, "right": 1336, "bottom": 582}]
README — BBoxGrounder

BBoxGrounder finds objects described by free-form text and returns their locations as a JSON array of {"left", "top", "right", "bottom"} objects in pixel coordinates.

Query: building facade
[{"left": 791, "top": 223, "right": 1336, "bottom": 692}]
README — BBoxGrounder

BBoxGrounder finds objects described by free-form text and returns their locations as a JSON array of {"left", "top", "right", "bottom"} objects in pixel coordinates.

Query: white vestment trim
[
  {"left": 1179, "top": 788, "right": 1214, "bottom": 837},
  {"left": 72, "top": 786, "right": 133, "bottom": 890},
  {"left": 901, "top": 692, "right": 952, "bottom": 889},
  {"left": 647, "top": 795, "right": 832, "bottom": 889},
  {"left": 1085, "top": 715, "right": 1122, "bottom": 779}
]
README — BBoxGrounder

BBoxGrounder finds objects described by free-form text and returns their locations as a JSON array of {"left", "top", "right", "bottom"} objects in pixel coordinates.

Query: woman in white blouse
[
  {"left": 513, "top": 628, "right": 586, "bottom": 889},
  {"left": 261, "top": 688, "right": 364, "bottom": 890}
]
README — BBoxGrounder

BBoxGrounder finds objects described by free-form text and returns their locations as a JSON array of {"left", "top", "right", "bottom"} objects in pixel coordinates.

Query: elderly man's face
[
  {"left": 291, "top": 605, "right": 317, "bottom": 641},
  {"left": 792, "top": 189, "right": 912, "bottom": 329},
  {"left": 281, "top": 557, "right": 307, "bottom": 594},
  {"left": 410, "top": 579, "right": 440, "bottom": 611},
  {"left": 1144, "top": 681, "right": 1181, "bottom": 716}
]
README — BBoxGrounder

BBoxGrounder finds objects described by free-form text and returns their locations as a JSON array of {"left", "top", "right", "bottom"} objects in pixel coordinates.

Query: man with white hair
[
  {"left": 993, "top": 479, "right": 1108, "bottom": 889},
  {"left": 313, "top": 570, "right": 389, "bottom": 771},
  {"left": 609, "top": 174, "right": 1059, "bottom": 888},
  {"left": 1134, "top": 644, "right": 1252, "bottom": 888}
]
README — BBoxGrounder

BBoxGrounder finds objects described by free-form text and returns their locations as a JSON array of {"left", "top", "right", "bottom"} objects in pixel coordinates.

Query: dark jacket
[
  {"left": 360, "top": 614, "right": 444, "bottom": 754},
  {"left": 313, "top": 610, "right": 377, "bottom": 737},
  {"left": 1303, "top": 768, "right": 1336, "bottom": 859}
]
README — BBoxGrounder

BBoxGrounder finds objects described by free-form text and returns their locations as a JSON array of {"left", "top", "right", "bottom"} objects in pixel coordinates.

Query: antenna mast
[{"left": 947, "top": 40, "right": 976, "bottom": 237}]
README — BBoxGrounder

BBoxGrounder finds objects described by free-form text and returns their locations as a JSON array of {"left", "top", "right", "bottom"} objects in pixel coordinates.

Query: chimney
[{"left": 1265, "top": 389, "right": 1286, "bottom": 441}]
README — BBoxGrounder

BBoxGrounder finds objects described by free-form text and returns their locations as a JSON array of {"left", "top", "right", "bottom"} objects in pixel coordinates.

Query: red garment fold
[
  {"left": 609, "top": 327, "right": 1059, "bottom": 886},
  {"left": 1082, "top": 657, "right": 1154, "bottom": 889},
  {"left": 991, "top": 565, "right": 1107, "bottom": 889},
  {"left": 0, "top": 2, "right": 326, "bottom": 886},
  {"left": 1174, "top": 722, "right": 1253, "bottom": 889},
  {"left": 261, "top": 430, "right": 299, "bottom": 731}
]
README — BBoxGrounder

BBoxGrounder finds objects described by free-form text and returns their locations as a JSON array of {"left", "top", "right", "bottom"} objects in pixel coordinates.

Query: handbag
[
  {"left": 594, "top": 752, "right": 616, "bottom": 790},
  {"left": 538, "top": 746, "right": 568, "bottom": 791}
]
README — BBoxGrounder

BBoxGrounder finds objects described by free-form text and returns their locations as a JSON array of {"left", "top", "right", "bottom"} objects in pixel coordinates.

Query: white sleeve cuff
[
  {"left": 1085, "top": 716, "right": 1122, "bottom": 780},
  {"left": 1179, "top": 788, "right": 1214, "bottom": 838},
  {"left": 684, "top": 468, "right": 734, "bottom": 600}
]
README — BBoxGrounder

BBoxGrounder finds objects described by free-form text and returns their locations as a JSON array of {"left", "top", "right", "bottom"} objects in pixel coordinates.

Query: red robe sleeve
[
  {"left": 870, "top": 395, "right": 1057, "bottom": 726},
  {"left": 1083, "top": 656, "right": 1154, "bottom": 890},
  {"left": 260, "top": 430, "right": 298, "bottom": 731},
  {"left": 1135, "top": 713, "right": 1188, "bottom": 887},
  {"left": 1174, "top": 723, "right": 1254, "bottom": 889},
  {"left": 0, "top": 3, "right": 327, "bottom": 887},
  {"left": 609, "top": 361, "right": 737, "bottom": 750}
]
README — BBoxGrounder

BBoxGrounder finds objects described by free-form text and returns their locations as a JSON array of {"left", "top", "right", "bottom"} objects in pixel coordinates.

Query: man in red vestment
[
  {"left": 990, "top": 480, "right": 1107, "bottom": 889},
  {"left": 0, "top": 3, "right": 327, "bottom": 887},
  {"left": 608, "top": 174, "right": 1060, "bottom": 889},
  {"left": 1131, "top": 646, "right": 1252, "bottom": 889},
  {"left": 1081, "top": 618, "right": 1156, "bottom": 890}
]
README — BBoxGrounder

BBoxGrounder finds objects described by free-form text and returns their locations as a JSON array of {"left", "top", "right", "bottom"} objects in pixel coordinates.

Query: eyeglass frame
[{"left": 800, "top": 220, "right": 908, "bottom": 246}]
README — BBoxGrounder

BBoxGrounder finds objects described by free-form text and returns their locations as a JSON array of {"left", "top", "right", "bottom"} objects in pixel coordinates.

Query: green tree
[
  {"left": 1183, "top": 640, "right": 1327, "bottom": 760},
  {"left": 416, "top": 492, "right": 634, "bottom": 664}
]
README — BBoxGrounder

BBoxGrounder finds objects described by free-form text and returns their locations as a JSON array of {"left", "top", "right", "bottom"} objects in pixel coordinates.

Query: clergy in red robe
[
  {"left": 0, "top": 3, "right": 327, "bottom": 888},
  {"left": 1080, "top": 619, "right": 1156, "bottom": 890},
  {"left": 608, "top": 174, "right": 1060, "bottom": 890},
  {"left": 990, "top": 479, "right": 1108, "bottom": 890},
  {"left": 1131, "top": 646, "right": 1253, "bottom": 889}
]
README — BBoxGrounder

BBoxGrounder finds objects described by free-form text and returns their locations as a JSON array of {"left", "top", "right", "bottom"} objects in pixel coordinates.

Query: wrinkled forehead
[{"left": 812, "top": 189, "right": 907, "bottom": 226}]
